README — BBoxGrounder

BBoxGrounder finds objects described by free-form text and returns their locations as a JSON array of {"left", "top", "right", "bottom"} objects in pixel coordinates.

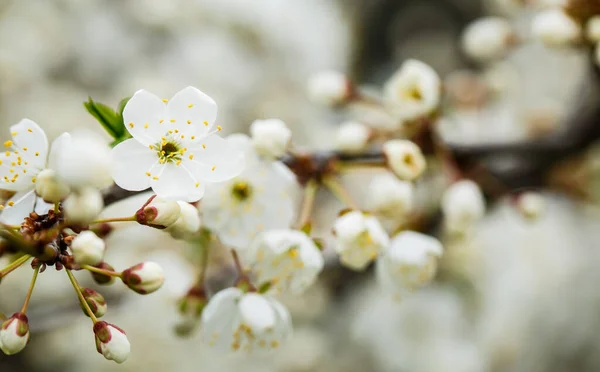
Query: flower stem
[
  {"left": 93, "top": 215, "right": 136, "bottom": 224},
  {"left": 20, "top": 266, "right": 40, "bottom": 314},
  {"left": 231, "top": 249, "right": 244, "bottom": 274},
  {"left": 81, "top": 264, "right": 123, "bottom": 278},
  {"left": 0, "top": 254, "right": 32, "bottom": 278},
  {"left": 322, "top": 176, "right": 359, "bottom": 210},
  {"left": 54, "top": 202, "right": 60, "bottom": 213},
  {"left": 296, "top": 179, "right": 319, "bottom": 229},
  {"left": 66, "top": 269, "right": 98, "bottom": 323}
]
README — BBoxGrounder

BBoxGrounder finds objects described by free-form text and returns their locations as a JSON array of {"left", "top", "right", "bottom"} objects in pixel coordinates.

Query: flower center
[
  {"left": 154, "top": 136, "right": 185, "bottom": 164},
  {"left": 405, "top": 85, "right": 423, "bottom": 101},
  {"left": 231, "top": 181, "right": 252, "bottom": 201}
]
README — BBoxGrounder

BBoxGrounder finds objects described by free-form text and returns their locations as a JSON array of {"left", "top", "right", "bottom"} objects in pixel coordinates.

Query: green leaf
[{"left": 84, "top": 96, "right": 131, "bottom": 143}]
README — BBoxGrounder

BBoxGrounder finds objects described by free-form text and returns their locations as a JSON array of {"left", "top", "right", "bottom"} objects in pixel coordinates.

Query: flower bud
[
  {"left": 93, "top": 321, "right": 130, "bottom": 364},
  {"left": 441, "top": 180, "right": 485, "bottom": 234},
  {"left": 366, "top": 173, "right": 414, "bottom": 218},
  {"left": 70, "top": 231, "right": 105, "bottom": 266},
  {"left": 63, "top": 187, "right": 104, "bottom": 225},
  {"left": 383, "top": 140, "right": 426, "bottom": 181},
  {"left": 249, "top": 119, "right": 292, "bottom": 159},
  {"left": 462, "top": 17, "right": 515, "bottom": 61},
  {"left": 586, "top": 16, "right": 600, "bottom": 42},
  {"left": 80, "top": 287, "right": 107, "bottom": 318},
  {"left": 136, "top": 196, "right": 181, "bottom": 229},
  {"left": 307, "top": 70, "right": 352, "bottom": 106},
  {"left": 91, "top": 262, "right": 116, "bottom": 285},
  {"left": 0, "top": 313, "right": 29, "bottom": 355},
  {"left": 121, "top": 261, "right": 165, "bottom": 294},
  {"left": 167, "top": 201, "right": 201, "bottom": 240},
  {"left": 516, "top": 192, "right": 545, "bottom": 220},
  {"left": 532, "top": 8, "right": 581, "bottom": 47},
  {"left": 35, "top": 169, "right": 70, "bottom": 203},
  {"left": 334, "top": 121, "right": 371, "bottom": 154}
]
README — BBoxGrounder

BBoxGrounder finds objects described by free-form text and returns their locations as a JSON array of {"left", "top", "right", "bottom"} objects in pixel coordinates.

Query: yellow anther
[
  {"left": 22, "top": 169, "right": 26, "bottom": 174},
  {"left": 202, "top": 144, "right": 206, "bottom": 149},
  {"left": 8, "top": 201, "right": 14, "bottom": 207},
  {"left": 170, "top": 119, "right": 176, "bottom": 123},
  {"left": 153, "top": 176, "right": 159, "bottom": 180},
  {"left": 203, "top": 121, "right": 208, "bottom": 126},
  {"left": 9, "top": 169, "right": 14, "bottom": 173},
  {"left": 35, "top": 152, "right": 39, "bottom": 156},
  {"left": 22, "top": 147, "right": 27, "bottom": 151},
  {"left": 176, "top": 160, "right": 181, "bottom": 165},
  {"left": 5, "top": 152, "right": 10, "bottom": 157},
  {"left": 129, "top": 122, "right": 134, "bottom": 128},
  {"left": 189, "top": 154, "right": 194, "bottom": 160},
  {"left": 181, "top": 135, "right": 185, "bottom": 139},
  {"left": 217, "top": 126, "right": 222, "bottom": 131},
  {"left": 191, "top": 136, "right": 196, "bottom": 140},
  {"left": 144, "top": 123, "right": 149, "bottom": 129},
  {"left": 145, "top": 172, "right": 151, "bottom": 177},
  {"left": 195, "top": 182, "right": 200, "bottom": 188},
  {"left": 11, "top": 131, "right": 17, "bottom": 136},
  {"left": 4, "top": 141, "right": 12, "bottom": 148},
  {"left": 32, "top": 177, "right": 36, "bottom": 183},
  {"left": 271, "top": 341, "right": 279, "bottom": 348},
  {"left": 27, "top": 128, "right": 33, "bottom": 133},
  {"left": 162, "top": 98, "right": 168, "bottom": 103},
  {"left": 159, "top": 119, "right": 164, "bottom": 124},
  {"left": 0, "top": 206, "right": 4, "bottom": 210},
  {"left": 168, "top": 130, "right": 173, "bottom": 134},
  {"left": 11, "top": 162, "right": 15, "bottom": 166},
  {"left": 159, "top": 159, "right": 165, "bottom": 164},
  {"left": 211, "top": 166, "right": 216, "bottom": 171},
  {"left": 187, "top": 120, "right": 191, "bottom": 124},
  {"left": 149, "top": 145, "right": 153, "bottom": 149},
  {"left": 188, "top": 103, "right": 194, "bottom": 108}
]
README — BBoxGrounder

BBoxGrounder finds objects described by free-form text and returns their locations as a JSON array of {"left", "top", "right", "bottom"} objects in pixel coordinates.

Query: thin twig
[
  {"left": 20, "top": 266, "right": 40, "bottom": 314},
  {"left": 66, "top": 269, "right": 98, "bottom": 323}
]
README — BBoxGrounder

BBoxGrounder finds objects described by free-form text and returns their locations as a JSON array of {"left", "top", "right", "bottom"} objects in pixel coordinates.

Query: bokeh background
[{"left": 1, "top": 0, "right": 600, "bottom": 371}]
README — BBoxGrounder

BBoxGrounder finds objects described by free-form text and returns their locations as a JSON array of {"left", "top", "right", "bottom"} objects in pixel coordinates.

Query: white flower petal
[
  {"left": 47, "top": 132, "right": 71, "bottom": 171},
  {"left": 184, "top": 134, "right": 244, "bottom": 183},
  {"left": 0, "top": 189, "right": 36, "bottom": 224},
  {"left": 122, "top": 89, "right": 167, "bottom": 146},
  {"left": 0, "top": 151, "right": 37, "bottom": 191},
  {"left": 111, "top": 139, "right": 157, "bottom": 191},
  {"left": 10, "top": 119, "right": 48, "bottom": 168},
  {"left": 166, "top": 86, "right": 218, "bottom": 139},
  {"left": 239, "top": 293, "right": 277, "bottom": 332},
  {"left": 150, "top": 163, "right": 205, "bottom": 202}
]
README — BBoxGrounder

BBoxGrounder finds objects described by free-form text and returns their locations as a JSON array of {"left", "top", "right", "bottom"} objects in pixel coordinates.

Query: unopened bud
[
  {"left": 167, "top": 201, "right": 201, "bottom": 240},
  {"left": 462, "top": 17, "right": 515, "bottom": 61},
  {"left": 136, "top": 196, "right": 181, "bottom": 229},
  {"left": 532, "top": 8, "right": 581, "bottom": 47},
  {"left": 35, "top": 169, "right": 70, "bottom": 203},
  {"left": 249, "top": 119, "right": 292, "bottom": 159},
  {"left": 91, "top": 262, "right": 117, "bottom": 285},
  {"left": 63, "top": 187, "right": 104, "bottom": 225},
  {"left": 307, "top": 70, "right": 353, "bottom": 106},
  {"left": 121, "top": 261, "right": 165, "bottom": 295},
  {"left": 80, "top": 287, "right": 107, "bottom": 318},
  {"left": 93, "top": 321, "right": 130, "bottom": 364},
  {"left": 334, "top": 121, "right": 371, "bottom": 154},
  {"left": 70, "top": 231, "right": 105, "bottom": 266},
  {"left": 0, "top": 313, "right": 29, "bottom": 355}
]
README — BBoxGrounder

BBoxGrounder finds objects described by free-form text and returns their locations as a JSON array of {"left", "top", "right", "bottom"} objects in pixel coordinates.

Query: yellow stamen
[
  {"left": 144, "top": 123, "right": 149, "bottom": 128},
  {"left": 195, "top": 182, "right": 200, "bottom": 188},
  {"left": 162, "top": 98, "right": 168, "bottom": 103},
  {"left": 211, "top": 166, "right": 216, "bottom": 171},
  {"left": 159, "top": 119, "right": 164, "bottom": 124},
  {"left": 129, "top": 122, "right": 134, "bottom": 128},
  {"left": 153, "top": 176, "right": 159, "bottom": 180},
  {"left": 27, "top": 128, "right": 33, "bottom": 133},
  {"left": 187, "top": 120, "right": 191, "bottom": 124},
  {"left": 4, "top": 141, "right": 12, "bottom": 148},
  {"left": 170, "top": 119, "right": 176, "bottom": 123},
  {"left": 145, "top": 172, "right": 151, "bottom": 177},
  {"left": 188, "top": 104, "right": 194, "bottom": 108},
  {"left": 35, "top": 152, "right": 39, "bottom": 156},
  {"left": 217, "top": 126, "right": 222, "bottom": 131},
  {"left": 189, "top": 154, "right": 194, "bottom": 160},
  {"left": 8, "top": 201, "right": 14, "bottom": 207},
  {"left": 203, "top": 121, "right": 208, "bottom": 126},
  {"left": 11, "top": 131, "right": 17, "bottom": 136},
  {"left": 202, "top": 144, "right": 206, "bottom": 149}
]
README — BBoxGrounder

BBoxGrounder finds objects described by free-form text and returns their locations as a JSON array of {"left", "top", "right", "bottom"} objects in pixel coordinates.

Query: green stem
[
  {"left": 322, "top": 176, "right": 360, "bottom": 210},
  {"left": 0, "top": 255, "right": 32, "bottom": 278},
  {"left": 66, "top": 269, "right": 98, "bottom": 323},
  {"left": 296, "top": 179, "right": 319, "bottom": 229},
  {"left": 20, "top": 267, "right": 40, "bottom": 314},
  {"left": 81, "top": 264, "right": 123, "bottom": 278},
  {"left": 93, "top": 215, "right": 136, "bottom": 224}
]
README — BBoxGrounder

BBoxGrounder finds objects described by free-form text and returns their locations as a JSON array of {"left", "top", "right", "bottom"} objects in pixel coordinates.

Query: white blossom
[
  {"left": 200, "top": 134, "right": 298, "bottom": 250},
  {"left": 70, "top": 231, "right": 106, "bottom": 266},
  {"left": 121, "top": 261, "right": 165, "bottom": 294},
  {"left": 441, "top": 180, "right": 485, "bottom": 234},
  {"left": 332, "top": 211, "right": 389, "bottom": 271},
  {"left": 376, "top": 231, "right": 443, "bottom": 300},
  {"left": 307, "top": 70, "right": 352, "bottom": 106},
  {"left": 35, "top": 169, "right": 70, "bottom": 203},
  {"left": 383, "top": 59, "right": 441, "bottom": 122},
  {"left": 249, "top": 119, "right": 291, "bottom": 159},
  {"left": 93, "top": 322, "right": 130, "bottom": 364},
  {"left": 517, "top": 192, "right": 545, "bottom": 220},
  {"left": 0, "top": 120, "right": 64, "bottom": 224},
  {"left": 136, "top": 196, "right": 181, "bottom": 229},
  {"left": 366, "top": 173, "right": 414, "bottom": 218},
  {"left": 201, "top": 288, "right": 292, "bottom": 353},
  {"left": 111, "top": 86, "right": 245, "bottom": 202},
  {"left": 167, "top": 201, "right": 201, "bottom": 239},
  {"left": 382, "top": 140, "right": 427, "bottom": 181},
  {"left": 532, "top": 8, "right": 581, "bottom": 47},
  {"left": 63, "top": 187, "right": 104, "bottom": 225},
  {"left": 462, "top": 17, "right": 515, "bottom": 61},
  {"left": 246, "top": 229, "right": 324, "bottom": 295},
  {"left": 53, "top": 131, "right": 113, "bottom": 190},
  {"left": 0, "top": 313, "right": 29, "bottom": 355},
  {"left": 586, "top": 16, "right": 600, "bottom": 42},
  {"left": 334, "top": 121, "right": 371, "bottom": 154}
]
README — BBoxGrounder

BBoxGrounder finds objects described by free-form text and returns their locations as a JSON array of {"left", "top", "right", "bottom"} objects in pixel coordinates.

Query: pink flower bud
[
  {"left": 121, "top": 261, "right": 164, "bottom": 295},
  {"left": 136, "top": 196, "right": 181, "bottom": 229},
  {"left": 93, "top": 321, "right": 130, "bottom": 364},
  {"left": 81, "top": 287, "right": 107, "bottom": 318},
  {"left": 0, "top": 313, "right": 30, "bottom": 355}
]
